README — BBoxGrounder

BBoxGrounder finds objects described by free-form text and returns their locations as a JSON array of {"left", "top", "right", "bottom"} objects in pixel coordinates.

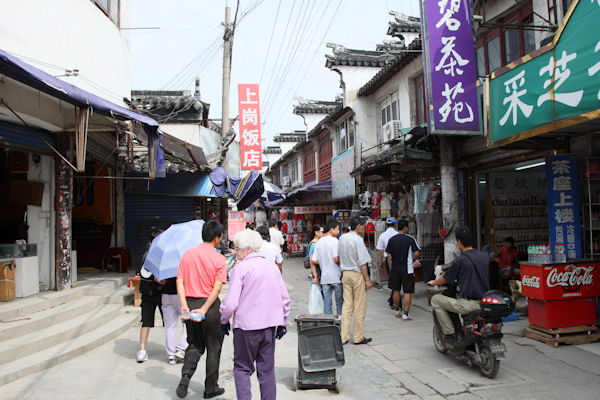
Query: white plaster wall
[
  {"left": 0, "top": 0, "right": 132, "bottom": 106},
  {"left": 162, "top": 124, "right": 222, "bottom": 155},
  {"left": 26, "top": 154, "right": 55, "bottom": 291},
  {"left": 279, "top": 142, "right": 297, "bottom": 155},
  {"left": 301, "top": 114, "right": 329, "bottom": 133},
  {"left": 334, "top": 65, "right": 382, "bottom": 106}
]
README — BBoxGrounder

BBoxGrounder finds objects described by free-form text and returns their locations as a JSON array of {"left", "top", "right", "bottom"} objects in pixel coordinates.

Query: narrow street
[{"left": 2, "top": 257, "right": 599, "bottom": 400}]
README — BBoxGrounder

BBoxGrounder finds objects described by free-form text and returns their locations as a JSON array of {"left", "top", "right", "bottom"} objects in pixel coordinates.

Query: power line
[{"left": 259, "top": 0, "right": 282, "bottom": 85}]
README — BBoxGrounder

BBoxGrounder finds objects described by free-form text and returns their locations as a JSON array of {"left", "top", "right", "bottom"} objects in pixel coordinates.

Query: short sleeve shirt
[
  {"left": 338, "top": 231, "right": 372, "bottom": 273},
  {"left": 386, "top": 234, "right": 420, "bottom": 275},
  {"left": 269, "top": 227, "right": 285, "bottom": 250},
  {"left": 310, "top": 236, "right": 340, "bottom": 284},
  {"left": 498, "top": 246, "right": 518, "bottom": 269},
  {"left": 444, "top": 249, "right": 490, "bottom": 299},
  {"left": 376, "top": 227, "right": 399, "bottom": 257},
  {"left": 259, "top": 241, "right": 283, "bottom": 264},
  {"left": 177, "top": 243, "right": 227, "bottom": 298}
]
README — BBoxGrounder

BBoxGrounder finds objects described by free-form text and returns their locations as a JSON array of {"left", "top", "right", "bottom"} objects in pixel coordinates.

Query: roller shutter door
[{"left": 125, "top": 193, "right": 195, "bottom": 268}]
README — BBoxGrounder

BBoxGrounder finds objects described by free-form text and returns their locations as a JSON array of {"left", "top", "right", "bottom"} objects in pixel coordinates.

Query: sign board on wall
[
  {"left": 545, "top": 154, "right": 582, "bottom": 259},
  {"left": 294, "top": 205, "right": 335, "bottom": 214},
  {"left": 420, "top": 0, "right": 481, "bottom": 134},
  {"left": 331, "top": 148, "right": 355, "bottom": 199},
  {"left": 488, "top": 172, "right": 546, "bottom": 195},
  {"left": 488, "top": 0, "right": 600, "bottom": 145},
  {"left": 238, "top": 84, "right": 262, "bottom": 170},
  {"left": 227, "top": 211, "right": 245, "bottom": 240}
]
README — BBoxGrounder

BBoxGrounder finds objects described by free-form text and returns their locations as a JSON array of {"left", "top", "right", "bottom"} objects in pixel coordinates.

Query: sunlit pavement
[{"left": 3, "top": 256, "right": 600, "bottom": 400}]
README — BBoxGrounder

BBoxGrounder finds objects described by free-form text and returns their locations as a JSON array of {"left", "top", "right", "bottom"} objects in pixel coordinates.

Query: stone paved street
[{"left": 3, "top": 256, "right": 600, "bottom": 400}]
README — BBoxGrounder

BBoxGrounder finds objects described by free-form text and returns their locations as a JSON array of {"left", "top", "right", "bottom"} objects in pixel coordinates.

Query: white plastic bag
[{"left": 308, "top": 283, "right": 324, "bottom": 314}]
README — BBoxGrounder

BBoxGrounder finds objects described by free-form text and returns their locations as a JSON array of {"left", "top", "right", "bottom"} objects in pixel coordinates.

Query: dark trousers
[
  {"left": 182, "top": 297, "right": 223, "bottom": 394},
  {"left": 233, "top": 327, "right": 277, "bottom": 400}
]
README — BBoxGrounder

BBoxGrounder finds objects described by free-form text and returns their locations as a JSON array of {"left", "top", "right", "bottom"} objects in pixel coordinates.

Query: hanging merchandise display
[
  {"left": 371, "top": 191, "right": 382, "bottom": 219},
  {"left": 380, "top": 192, "right": 392, "bottom": 219}
]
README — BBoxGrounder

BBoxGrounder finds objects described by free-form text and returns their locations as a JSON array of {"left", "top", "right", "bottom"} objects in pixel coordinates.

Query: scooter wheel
[
  {"left": 478, "top": 344, "right": 500, "bottom": 379},
  {"left": 433, "top": 326, "right": 447, "bottom": 354}
]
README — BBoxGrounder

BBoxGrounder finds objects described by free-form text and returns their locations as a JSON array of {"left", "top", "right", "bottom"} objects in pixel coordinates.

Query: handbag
[{"left": 304, "top": 242, "right": 316, "bottom": 269}]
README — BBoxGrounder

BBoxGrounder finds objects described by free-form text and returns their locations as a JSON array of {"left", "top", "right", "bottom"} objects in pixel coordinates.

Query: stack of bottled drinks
[{"left": 527, "top": 243, "right": 566, "bottom": 263}]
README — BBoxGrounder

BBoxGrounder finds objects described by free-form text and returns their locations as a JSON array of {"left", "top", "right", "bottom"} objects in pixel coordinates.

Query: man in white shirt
[
  {"left": 310, "top": 220, "right": 342, "bottom": 315},
  {"left": 376, "top": 217, "right": 398, "bottom": 307},
  {"left": 268, "top": 219, "right": 284, "bottom": 251},
  {"left": 338, "top": 217, "right": 374, "bottom": 345},
  {"left": 257, "top": 226, "right": 283, "bottom": 272}
]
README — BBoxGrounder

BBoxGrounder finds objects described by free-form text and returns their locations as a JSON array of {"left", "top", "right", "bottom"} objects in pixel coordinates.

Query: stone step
[
  {"left": 0, "top": 295, "right": 104, "bottom": 343},
  {"left": 0, "top": 286, "right": 87, "bottom": 323},
  {"left": 0, "top": 307, "right": 139, "bottom": 386},
  {"left": 0, "top": 303, "right": 124, "bottom": 365}
]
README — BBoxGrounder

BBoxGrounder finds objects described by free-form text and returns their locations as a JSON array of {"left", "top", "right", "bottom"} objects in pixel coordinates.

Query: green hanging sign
[{"left": 488, "top": 0, "right": 600, "bottom": 145}]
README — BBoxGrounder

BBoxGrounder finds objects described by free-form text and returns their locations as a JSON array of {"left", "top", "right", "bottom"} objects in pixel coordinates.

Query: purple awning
[{"left": 0, "top": 49, "right": 159, "bottom": 128}]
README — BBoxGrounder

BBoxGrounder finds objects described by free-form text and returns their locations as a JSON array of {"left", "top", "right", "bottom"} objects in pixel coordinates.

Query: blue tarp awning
[
  {"left": 0, "top": 49, "right": 165, "bottom": 177},
  {"left": 0, "top": 121, "right": 54, "bottom": 152},
  {"left": 209, "top": 167, "right": 264, "bottom": 210},
  {"left": 125, "top": 173, "right": 216, "bottom": 197}
]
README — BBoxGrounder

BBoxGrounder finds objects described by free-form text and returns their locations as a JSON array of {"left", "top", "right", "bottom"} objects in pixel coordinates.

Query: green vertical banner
[{"left": 488, "top": 0, "right": 600, "bottom": 144}]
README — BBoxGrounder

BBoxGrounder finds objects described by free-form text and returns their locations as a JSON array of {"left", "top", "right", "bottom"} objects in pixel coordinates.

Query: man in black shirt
[
  {"left": 427, "top": 227, "right": 490, "bottom": 344},
  {"left": 386, "top": 220, "right": 420, "bottom": 321}
]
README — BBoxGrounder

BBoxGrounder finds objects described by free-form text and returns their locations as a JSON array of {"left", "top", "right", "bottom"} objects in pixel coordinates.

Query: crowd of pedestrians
[{"left": 134, "top": 215, "right": 422, "bottom": 398}]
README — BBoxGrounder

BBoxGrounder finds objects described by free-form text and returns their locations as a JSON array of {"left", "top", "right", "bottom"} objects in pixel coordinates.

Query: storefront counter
[
  {"left": 521, "top": 261, "right": 600, "bottom": 329},
  {"left": 0, "top": 244, "right": 39, "bottom": 298}
]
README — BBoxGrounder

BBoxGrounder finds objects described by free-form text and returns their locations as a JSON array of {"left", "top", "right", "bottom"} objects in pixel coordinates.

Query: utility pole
[{"left": 221, "top": 5, "right": 232, "bottom": 146}]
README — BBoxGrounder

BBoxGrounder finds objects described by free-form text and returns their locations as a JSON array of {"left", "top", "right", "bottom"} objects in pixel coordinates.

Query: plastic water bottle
[
  {"left": 190, "top": 312, "right": 205, "bottom": 322},
  {"left": 555, "top": 243, "right": 566, "bottom": 263}
]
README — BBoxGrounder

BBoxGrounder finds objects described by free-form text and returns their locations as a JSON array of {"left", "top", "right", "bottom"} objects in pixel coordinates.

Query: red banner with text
[{"left": 238, "top": 84, "right": 262, "bottom": 170}]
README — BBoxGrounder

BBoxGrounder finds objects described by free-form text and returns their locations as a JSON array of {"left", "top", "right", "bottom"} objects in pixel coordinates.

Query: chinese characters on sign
[
  {"left": 294, "top": 205, "right": 335, "bottom": 215},
  {"left": 421, "top": 0, "right": 480, "bottom": 133},
  {"left": 227, "top": 211, "right": 245, "bottom": 240},
  {"left": 488, "top": 172, "right": 546, "bottom": 195},
  {"left": 238, "top": 84, "right": 262, "bottom": 170},
  {"left": 331, "top": 148, "right": 355, "bottom": 199},
  {"left": 545, "top": 154, "right": 582, "bottom": 259},
  {"left": 489, "top": 0, "right": 600, "bottom": 143}
]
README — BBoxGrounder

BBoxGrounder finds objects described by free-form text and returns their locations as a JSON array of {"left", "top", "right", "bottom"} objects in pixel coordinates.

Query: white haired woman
[{"left": 219, "top": 229, "right": 290, "bottom": 400}]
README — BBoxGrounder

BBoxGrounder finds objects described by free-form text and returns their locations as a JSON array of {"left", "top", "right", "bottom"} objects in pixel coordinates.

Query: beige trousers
[
  {"left": 430, "top": 294, "right": 480, "bottom": 335},
  {"left": 341, "top": 270, "right": 367, "bottom": 343}
]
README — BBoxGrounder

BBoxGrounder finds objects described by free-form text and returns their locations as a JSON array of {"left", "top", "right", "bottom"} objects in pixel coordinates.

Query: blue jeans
[{"left": 322, "top": 283, "right": 343, "bottom": 315}]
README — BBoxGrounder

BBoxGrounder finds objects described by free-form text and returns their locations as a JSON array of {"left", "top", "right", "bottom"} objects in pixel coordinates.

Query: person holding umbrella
[
  {"left": 220, "top": 229, "right": 290, "bottom": 400},
  {"left": 175, "top": 220, "right": 228, "bottom": 399}
]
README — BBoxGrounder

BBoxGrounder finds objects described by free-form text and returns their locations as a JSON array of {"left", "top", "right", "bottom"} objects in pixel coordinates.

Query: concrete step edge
[
  {"left": 0, "top": 309, "right": 139, "bottom": 387},
  {"left": 0, "top": 287, "right": 87, "bottom": 323},
  {"left": 0, "top": 304, "right": 123, "bottom": 363},
  {"left": 0, "top": 296, "right": 104, "bottom": 343}
]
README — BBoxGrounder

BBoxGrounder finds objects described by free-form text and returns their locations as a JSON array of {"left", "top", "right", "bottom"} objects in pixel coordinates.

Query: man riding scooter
[{"left": 427, "top": 227, "right": 490, "bottom": 350}]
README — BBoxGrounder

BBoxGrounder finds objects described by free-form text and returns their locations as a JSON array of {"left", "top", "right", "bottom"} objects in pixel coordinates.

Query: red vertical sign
[{"left": 238, "top": 84, "right": 262, "bottom": 170}]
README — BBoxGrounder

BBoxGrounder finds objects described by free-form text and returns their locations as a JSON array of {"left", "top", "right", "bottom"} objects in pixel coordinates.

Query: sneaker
[
  {"left": 401, "top": 312, "right": 413, "bottom": 321},
  {"left": 174, "top": 349, "right": 185, "bottom": 362},
  {"left": 394, "top": 308, "right": 402, "bottom": 317},
  {"left": 169, "top": 356, "right": 177, "bottom": 365},
  {"left": 137, "top": 350, "right": 148, "bottom": 363}
]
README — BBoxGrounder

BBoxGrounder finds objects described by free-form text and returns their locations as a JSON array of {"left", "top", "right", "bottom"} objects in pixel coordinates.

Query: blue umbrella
[{"left": 142, "top": 219, "right": 205, "bottom": 280}]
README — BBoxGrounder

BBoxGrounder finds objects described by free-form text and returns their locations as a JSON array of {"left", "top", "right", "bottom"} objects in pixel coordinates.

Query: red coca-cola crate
[
  {"left": 520, "top": 262, "right": 600, "bottom": 300},
  {"left": 528, "top": 297, "right": 597, "bottom": 329}
]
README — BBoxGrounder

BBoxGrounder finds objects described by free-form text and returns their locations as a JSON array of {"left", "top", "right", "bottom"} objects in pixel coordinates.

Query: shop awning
[
  {"left": 308, "top": 178, "right": 332, "bottom": 191},
  {"left": 124, "top": 173, "right": 216, "bottom": 197},
  {"left": 398, "top": 123, "right": 428, "bottom": 137},
  {"left": 0, "top": 122, "right": 54, "bottom": 153},
  {"left": 0, "top": 49, "right": 165, "bottom": 177},
  {"left": 160, "top": 132, "right": 209, "bottom": 171},
  {"left": 209, "top": 167, "right": 265, "bottom": 210},
  {"left": 0, "top": 49, "right": 159, "bottom": 129}
]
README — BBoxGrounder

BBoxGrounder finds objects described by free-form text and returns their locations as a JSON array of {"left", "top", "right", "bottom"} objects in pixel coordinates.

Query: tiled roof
[
  {"left": 263, "top": 146, "right": 282, "bottom": 154},
  {"left": 387, "top": 14, "right": 421, "bottom": 38},
  {"left": 273, "top": 130, "right": 306, "bottom": 142},
  {"left": 293, "top": 100, "right": 342, "bottom": 115},
  {"left": 130, "top": 90, "right": 209, "bottom": 123},
  {"left": 358, "top": 38, "right": 422, "bottom": 97},
  {"left": 306, "top": 107, "right": 353, "bottom": 139},
  {"left": 325, "top": 44, "right": 397, "bottom": 68}
]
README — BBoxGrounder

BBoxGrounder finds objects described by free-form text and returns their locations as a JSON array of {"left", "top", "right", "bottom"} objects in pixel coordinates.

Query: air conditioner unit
[
  {"left": 281, "top": 176, "right": 291, "bottom": 187},
  {"left": 383, "top": 120, "right": 402, "bottom": 142}
]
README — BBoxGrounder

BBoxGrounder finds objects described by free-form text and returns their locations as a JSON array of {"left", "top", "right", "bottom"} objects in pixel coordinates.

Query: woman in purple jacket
[{"left": 220, "top": 229, "right": 291, "bottom": 400}]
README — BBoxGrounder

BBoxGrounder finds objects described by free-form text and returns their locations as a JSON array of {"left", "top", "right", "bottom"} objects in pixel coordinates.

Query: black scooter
[{"left": 431, "top": 290, "right": 514, "bottom": 379}]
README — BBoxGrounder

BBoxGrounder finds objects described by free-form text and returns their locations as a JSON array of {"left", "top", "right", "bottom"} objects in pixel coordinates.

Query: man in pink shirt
[
  {"left": 176, "top": 220, "right": 228, "bottom": 399},
  {"left": 220, "top": 229, "right": 290, "bottom": 400}
]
